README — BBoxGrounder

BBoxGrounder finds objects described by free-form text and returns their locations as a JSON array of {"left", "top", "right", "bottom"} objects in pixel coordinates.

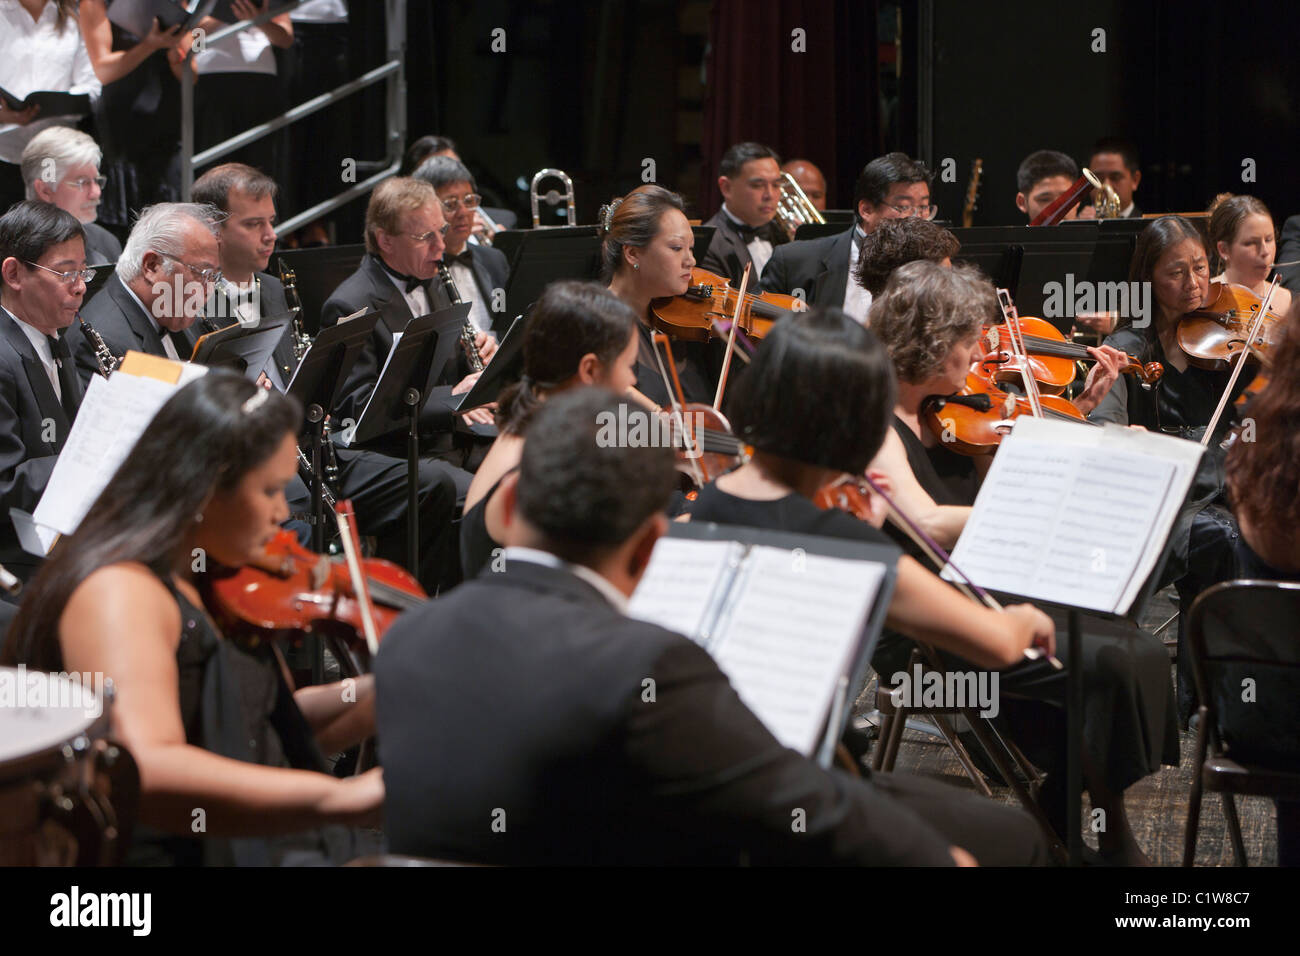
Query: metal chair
[{"left": 1182, "top": 580, "right": 1300, "bottom": 866}]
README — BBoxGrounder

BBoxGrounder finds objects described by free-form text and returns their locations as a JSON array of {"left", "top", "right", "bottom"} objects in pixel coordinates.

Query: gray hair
[
  {"left": 117, "top": 203, "right": 223, "bottom": 282},
  {"left": 411, "top": 155, "right": 475, "bottom": 191},
  {"left": 20, "top": 127, "right": 102, "bottom": 198}
]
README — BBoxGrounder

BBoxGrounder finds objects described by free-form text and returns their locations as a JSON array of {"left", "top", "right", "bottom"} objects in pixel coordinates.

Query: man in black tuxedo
[
  {"left": 321, "top": 177, "right": 497, "bottom": 500},
  {"left": 411, "top": 155, "right": 512, "bottom": 343},
  {"left": 1278, "top": 214, "right": 1300, "bottom": 295},
  {"left": 762, "top": 152, "right": 934, "bottom": 324},
  {"left": 72, "top": 202, "right": 223, "bottom": 381},
  {"left": 700, "top": 142, "right": 788, "bottom": 285},
  {"left": 20, "top": 127, "right": 122, "bottom": 266},
  {"left": 0, "top": 202, "right": 90, "bottom": 582},
  {"left": 1088, "top": 138, "right": 1144, "bottom": 219},
  {"left": 193, "top": 163, "right": 461, "bottom": 592},
  {"left": 376, "top": 388, "right": 1047, "bottom": 866}
]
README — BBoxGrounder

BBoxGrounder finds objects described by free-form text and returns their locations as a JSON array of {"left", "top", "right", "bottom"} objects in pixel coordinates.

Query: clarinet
[
  {"left": 437, "top": 261, "right": 484, "bottom": 372},
  {"left": 278, "top": 260, "right": 313, "bottom": 362},
  {"left": 79, "top": 312, "right": 119, "bottom": 378}
]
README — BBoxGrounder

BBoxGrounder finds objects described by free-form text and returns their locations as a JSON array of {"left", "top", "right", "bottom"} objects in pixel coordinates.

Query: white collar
[
  {"left": 2, "top": 306, "right": 54, "bottom": 361},
  {"left": 502, "top": 546, "right": 630, "bottom": 613},
  {"left": 1121, "top": 202, "right": 1136, "bottom": 218},
  {"left": 119, "top": 276, "right": 167, "bottom": 336}
]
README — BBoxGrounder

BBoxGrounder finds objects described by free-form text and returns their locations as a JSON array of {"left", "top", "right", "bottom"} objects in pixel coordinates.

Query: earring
[
  {"left": 633, "top": 263, "right": 640, "bottom": 270},
  {"left": 194, "top": 512, "right": 204, "bottom": 524}
]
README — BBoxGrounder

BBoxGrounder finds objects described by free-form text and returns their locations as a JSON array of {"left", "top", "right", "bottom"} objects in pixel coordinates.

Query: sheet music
[
  {"left": 712, "top": 546, "right": 883, "bottom": 755},
  {"left": 33, "top": 371, "right": 199, "bottom": 537},
  {"left": 627, "top": 538, "right": 739, "bottom": 640},
  {"left": 945, "top": 416, "right": 1202, "bottom": 615}
]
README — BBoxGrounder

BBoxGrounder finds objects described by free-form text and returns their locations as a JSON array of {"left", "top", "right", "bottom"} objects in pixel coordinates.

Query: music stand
[
  {"left": 84, "top": 264, "right": 115, "bottom": 301},
  {"left": 191, "top": 314, "right": 292, "bottom": 379},
  {"left": 500, "top": 227, "right": 602, "bottom": 317},
  {"left": 449, "top": 315, "right": 525, "bottom": 413},
  {"left": 274, "top": 246, "right": 367, "bottom": 336},
  {"left": 792, "top": 222, "right": 852, "bottom": 242}
]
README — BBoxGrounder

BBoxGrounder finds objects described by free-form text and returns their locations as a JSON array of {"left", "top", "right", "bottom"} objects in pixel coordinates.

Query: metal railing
[{"left": 179, "top": 0, "right": 407, "bottom": 235}]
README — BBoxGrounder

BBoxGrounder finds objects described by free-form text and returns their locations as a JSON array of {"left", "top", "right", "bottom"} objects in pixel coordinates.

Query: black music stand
[
  {"left": 84, "top": 264, "right": 115, "bottom": 300},
  {"left": 448, "top": 316, "right": 525, "bottom": 414},
  {"left": 191, "top": 314, "right": 291, "bottom": 379},
  {"left": 274, "top": 246, "right": 367, "bottom": 336},
  {"left": 793, "top": 222, "right": 853, "bottom": 242},
  {"left": 499, "top": 227, "right": 602, "bottom": 317}
]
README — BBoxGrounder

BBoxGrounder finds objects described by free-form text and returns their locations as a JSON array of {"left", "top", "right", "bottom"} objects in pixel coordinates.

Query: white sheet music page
[
  {"left": 33, "top": 370, "right": 195, "bottom": 537},
  {"left": 711, "top": 545, "right": 883, "bottom": 755},
  {"left": 944, "top": 416, "right": 1202, "bottom": 615},
  {"left": 627, "top": 538, "right": 739, "bottom": 643}
]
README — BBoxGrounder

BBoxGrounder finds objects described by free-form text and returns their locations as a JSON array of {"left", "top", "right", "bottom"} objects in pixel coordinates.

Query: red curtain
[{"left": 699, "top": 0, "right": 880, "bottom": 214}]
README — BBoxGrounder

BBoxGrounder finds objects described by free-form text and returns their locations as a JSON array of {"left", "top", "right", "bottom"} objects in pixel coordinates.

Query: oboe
[
  {"left": 437, "top": 260, "right": 484, "bottom": 372},
  {"left": 79, "top": 312, "right": 118, "bottom": 378}
]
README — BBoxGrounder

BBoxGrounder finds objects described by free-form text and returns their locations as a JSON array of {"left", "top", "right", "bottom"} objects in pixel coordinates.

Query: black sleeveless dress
[{"left": 458, "top": 470, "right": 514, "bottom": 580}]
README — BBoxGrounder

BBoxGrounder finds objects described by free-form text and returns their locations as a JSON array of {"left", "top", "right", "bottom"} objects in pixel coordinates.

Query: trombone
[
  {"left": 530, "top": 168, "right": 577, "bottom": 228},
  {"left": 775, "top": 172, "right": 825, "bottom": 239}
]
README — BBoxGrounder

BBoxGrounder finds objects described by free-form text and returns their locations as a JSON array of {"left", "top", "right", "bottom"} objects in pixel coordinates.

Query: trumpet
[
  {"left": 775, "top": 171, "right": 825, "bottom": 239},
  {"left": 530, "top": 168, "right": 577, "bottom": 228},
  {"left": 473, "top": 205, "right": 500, "bottom": 246}
]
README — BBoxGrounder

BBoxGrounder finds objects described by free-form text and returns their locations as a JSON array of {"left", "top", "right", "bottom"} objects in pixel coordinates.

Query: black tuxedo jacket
[
  {"left": 83, "top": 222, "right": 123, "bottom": 267},
  {"left": 375, "top": 559, "right": 955, "bottom": 866},
  {"left": 700, "top": 209, "right": 788, "bottom": 285},
  {"left": 451, "top": 244, "right": 512, "bottom": 339},
  {"left": 201, "top": 272, "right": 297, "bottom": 385},
  {"left": 320, "top": 255, "right": 463, "bottom": 449},
  {"left": 73, "top": 276, "right": 200, "bottom": 386},
  {"left": 0, "top": 310, "right": 86, "bottom": 578},
  {"left": 1280, "top": 215, "right": 1300, "bottom": 295},
  {"left": 759, "top": 226, "right": 856, "bottom": 308}
]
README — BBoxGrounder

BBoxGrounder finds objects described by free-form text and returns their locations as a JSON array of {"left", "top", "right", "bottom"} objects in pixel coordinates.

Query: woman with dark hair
[
  {"left": 1207, "top": 193, "right": 1292, "bottom": 316},
  {"left": 602, "top": 184, "right": 722, "bottom": 409},
  {"left": 2, "top": 373, "right": 383, "bottom": 866},
  {"left": 459, "top": 281, "right": 639, "bottom": 578},
  {"left": 688, "top": 306, "right": 1176, "bottom": 864}
]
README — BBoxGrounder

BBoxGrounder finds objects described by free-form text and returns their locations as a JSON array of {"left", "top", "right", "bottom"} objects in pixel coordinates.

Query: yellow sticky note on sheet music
[{"left": 117, "top": 350, "right": 184, "bottom": 384}]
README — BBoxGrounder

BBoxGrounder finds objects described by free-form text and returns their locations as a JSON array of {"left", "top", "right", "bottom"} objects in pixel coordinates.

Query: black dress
[
  {"left": 687, "top": 481, "right": 1179, "bottom": 831},
  {"left": 124, "top": 578, "right": 378, "bottom": 866},
  {"left": 632, "top": 319, "right": 722, "bottom": 408},
  {"left": 458, "top": 469, "right": 513, "bottom": 580},
  {"left": 889, "top": 416, "right": 981, "bottom": 508}
]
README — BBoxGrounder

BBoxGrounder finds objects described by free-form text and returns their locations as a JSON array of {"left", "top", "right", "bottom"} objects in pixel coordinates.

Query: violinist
[
  {"left": 854, "top": 217, "right": 958, "bottom": 298},
  {"left": 1207, "top": 193, "right": 1293, "bottom": 317},
  {"left": 603, "top": 184, "right": 720, "bottom": 409},
  {"left": 690, "top": 307, "right": 1176, "bottom": 864},
  {"left": 460, "top": 281, "right": 639, "bottom": 578},
  {"left": 1, "top": 373, "right": 384, "bottom": 866}
]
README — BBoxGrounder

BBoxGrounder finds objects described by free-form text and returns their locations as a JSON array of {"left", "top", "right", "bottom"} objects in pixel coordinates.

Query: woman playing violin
[
  {"left": 460, "top": 281, "right": 639, "bottom": 578},
  {"left": 689, "top": 307, "right": 1176, "bottom": 864},
  {"left": 1208, "top": 193, "right": 1293, "bottom": 317},
  {"left": 1, "top": 373, "right": 383, "bottom": 866}
]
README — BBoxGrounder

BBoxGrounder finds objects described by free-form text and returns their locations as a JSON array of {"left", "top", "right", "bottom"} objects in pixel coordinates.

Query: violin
[
  {"left": 1177, "top": 280, "right": 1287, "bottom": 371},
  {"left": 812, "top": 475, "right": 878, "bottom": 521},
  {"left": 205, "top": 525, "right": 426, "bottom": 664},
  {"left": 649, "top": 331, "right": 746, "bottom": 488},
  {"left": 650, "top": 267, "right": 804, "bottom": 343},
  {"left": 979, "top": 317, "right": 1163, "bottom": 393},
  {"left": 921, "top": 373, "right": 1089, "bottom": 456}
]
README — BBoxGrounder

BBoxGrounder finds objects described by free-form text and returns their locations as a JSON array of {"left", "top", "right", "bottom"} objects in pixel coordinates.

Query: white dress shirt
[
  {"left": 448, "top": 256, "right": 493, "bottom": 337},
  {"left": 290, "top": 0, "right": 348, "bottom": 22},
  {"left": 120, "top": 278, "right": 181, "bottom": 360},
  {"left": 194, "top": 18, "right": 277, "bottom": 76},
  {"left": 722, "top": 205, "right": 774, "bottom": 276},
  {"left": 843, "top": 226, "right": 873, "bottom": 325},
  {"left": 3, "top": 306, "right": 60, "bottom": 399},
  {"left": 0, "top": 1, "right": 102, "bottom": 164},
  {"left": 502, "top": 546, "right": 629, "bottom": 614},
  {"left": 384, "top": 268, "right": 431, "bottom": 320}
]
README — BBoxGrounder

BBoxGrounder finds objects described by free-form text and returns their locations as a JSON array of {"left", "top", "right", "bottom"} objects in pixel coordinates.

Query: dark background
[{"left": 328, "top": 0, "right": 1297, "bottom": 233}]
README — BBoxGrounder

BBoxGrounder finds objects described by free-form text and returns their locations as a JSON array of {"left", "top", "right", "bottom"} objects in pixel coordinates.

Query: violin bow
[
  {"left": 651, "top": 332, "right": 706, "bottom": 487},
  {"left": 1200, "top": 276, "right": 1279, "bottom": 448},
  {"left": 997, "top": 288, "right": 1045, "bottom": 419},
  {"left": 712, "top": 263, "right": 749, "bottom": 410},
  {"left": 334, "top": 499, "right": 380, "bottom": 657},
  {"left": 862, "top": 474, "right": 1062, "bottom": 669}
]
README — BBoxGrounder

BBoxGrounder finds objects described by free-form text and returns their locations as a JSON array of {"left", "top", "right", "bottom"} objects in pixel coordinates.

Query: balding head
[{"left": 781, "top": 159, "right": 827, "bottom": 211}]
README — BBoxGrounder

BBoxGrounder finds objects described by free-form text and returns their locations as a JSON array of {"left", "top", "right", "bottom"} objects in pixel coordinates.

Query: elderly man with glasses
[{"left": 20, "top": 127, "right": 122, "bottom": 266}]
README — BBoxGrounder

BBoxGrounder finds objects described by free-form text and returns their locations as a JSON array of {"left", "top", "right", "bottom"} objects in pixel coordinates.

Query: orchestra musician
[
  {"left": 692, "top": 303, "right": 1176, "bottom": 864},
  {"left": 1207, "top": 193, "right": 1293, "bottom": 317},
  {"left": 192, "top": 163, "right": 461, "bottom": 594},
  {"left": 0, "top": 373, "right": 384, "bottom": 866},
  {"left": 376, "top": 386, "right": 1047, "bottom": 866},
  {"left": 1087, "top": 138, "right": 1144, "bottom": 219},
  {"left": 780, "top": 158, "right": 827, "bottom": 211},
  {"left": 460, "top": 281, "right": 638, "bottom": 579},
  {"left": 761, "top": 152, "right": 934, "bottom": 323},
  {"left": 1015, "top": 150, "right": 1094, "bottom": 223},
  {"left": 19, "top": 126, "right": 122, "bottom": 265},
  {"left": 0, "top": 201, "right": 90, "bottom": 584},
  {"left": 700, "top": 141, "right": 788, "bottom": 284}
]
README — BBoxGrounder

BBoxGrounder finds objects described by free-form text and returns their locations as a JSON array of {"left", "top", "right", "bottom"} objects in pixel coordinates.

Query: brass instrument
[
  {"left": 79, "top": 312, "right": 118, "bottom": 378},
  {"left": 530, "top": 168, "right": 577, "bottom": 228},
  {"left": 473, "top": 205, "right": 500, "bottom": 246},
  {"left": 437, "top": 260, "right": 484, "bottom": 372},
  {"left": 775, "top": 171, "right": 825, "bottom": 239},
  {"left": 278, "top": 259, "right": 312, "bottom": 361},
  {"left": 1092, "top": 182, "right": 1123, "bottom": 218}
]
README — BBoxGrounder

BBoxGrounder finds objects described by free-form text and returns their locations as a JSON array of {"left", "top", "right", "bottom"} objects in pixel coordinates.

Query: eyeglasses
[
  {"left": 24, "top": 260, "right": 96, "bottom": 285},
  {"left": 883, "top": 202, "right": 939, "bottom": 220},
  {"left": 159, "top": 253, "right": 223, "bottom": 284},
  {"left": 63, "top": 175, "right": 107, "bottom": 191},
  {"left": 439, "top": 193, "right": 482, "bottom": 213},
  {"left": 403, "top": 224, "right": 449, "bottom": 242}
]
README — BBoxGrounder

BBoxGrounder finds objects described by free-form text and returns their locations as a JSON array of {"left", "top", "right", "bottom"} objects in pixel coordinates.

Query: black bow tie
[
  {"left": 444, "top": 250, "right": 474, "bottom": 267},
  {"left": 733, "top": 219, "right": 777, "bottom": 243},
  {"left": 375, "top": 256, "right": 428, "bottom": 293},
  {"left": 46, "top": 334, "right": 70, "bottom": 363}
]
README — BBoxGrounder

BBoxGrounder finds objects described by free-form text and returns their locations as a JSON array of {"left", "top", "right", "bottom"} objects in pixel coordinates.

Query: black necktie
[
  {"left": 167, "top": 330, "right": 193, "bottom": 361},
  {"left": 47, "top": 334, "right": 82, "bottom": 422}
]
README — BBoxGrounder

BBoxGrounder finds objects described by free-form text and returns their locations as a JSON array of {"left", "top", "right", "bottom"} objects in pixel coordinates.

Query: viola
[
  {"left": 1177, "top": 280, "right": 1287, "bottom": 371},
  {"left": 921, "top": 372, "right": 1090, "bottom": 457},
  {"left": 650, "top": 267, "right": 804, "bottom": 343},
  {"left": 979, "top": 317, "right": 1163, "bottom": 393},
  {"left": 205, "top": 528, "right": 426, "bottom": 661},
  {"left": 812, "top": 475, "right": 878, "bottom": 522}
]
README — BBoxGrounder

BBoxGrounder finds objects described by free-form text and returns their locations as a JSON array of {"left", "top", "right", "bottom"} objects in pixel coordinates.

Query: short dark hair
[
  {"left": 1016, "top": 150, "right": 1079, "bottom": 194},
  {"left": 855, "top": 218, "right": 960, "bottom": 295},
  {"left": 400, "top": 135, "right": 457, "bottom": 176},
  {"left": 496, "top": 281, "right": 638, "bottom": 435},
  {"left": 411, "top": 155, "right": 476, "bottom": 192},
  {"left": 853, "top": 152, "right": 932, "bottom": 209},
  {"left": 192, "top": 162, "right": 279, "bottom": 212},
  {"left": 1090, "top": 137, "right": 1140, "bottom": 174},
  {"left": 719, "top": 142, "right": 780, "bottom": 179},
  {"left": 726, "top": 307, "right": 897, "bottom": 474},
  {"left": 516, "top": 388, "right": 677, "bottom": 566},
  {"left": 0, "top": 200, "right": 85, "bottom": 295}
]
